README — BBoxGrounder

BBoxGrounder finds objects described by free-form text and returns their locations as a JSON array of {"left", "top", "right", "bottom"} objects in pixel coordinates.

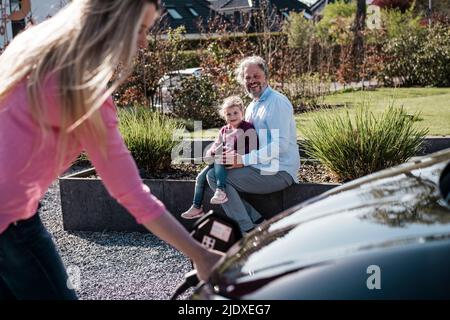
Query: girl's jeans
[
  {"left": 0, "top": 206, "right": 78, "bottom": 300},
  {"left": 193, "top": 163, "right": 227, "bottom": 208}
]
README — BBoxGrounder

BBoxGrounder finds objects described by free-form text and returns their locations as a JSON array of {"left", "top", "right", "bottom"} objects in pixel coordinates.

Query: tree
[
  {"left": 113, "top": 26, "right": 187, "bottom": 109},
  {"left": 316, "top": 0, "right": 355, "bottom": 45},
  {"left": 351, "top": 0, "right": 366, "bottom": 80},
  {"left": 414, "top": 0, "right": 450, "bottom": 21}
]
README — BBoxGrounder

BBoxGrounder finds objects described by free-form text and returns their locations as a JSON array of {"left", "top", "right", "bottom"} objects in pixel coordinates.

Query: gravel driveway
[{"left": 39, "top": 181, "right": 193, "bottom": 300}]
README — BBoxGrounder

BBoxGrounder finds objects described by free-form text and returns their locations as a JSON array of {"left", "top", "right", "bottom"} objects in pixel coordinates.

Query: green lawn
[
  {"left": 297, "top": 87, "right": 450, "bottom": 137},
  {"left": 190, "top": 128, "right": 219, "bottom": 139},
  {"left": 191, "top": 88, "right": 450, "bottom": 139}
]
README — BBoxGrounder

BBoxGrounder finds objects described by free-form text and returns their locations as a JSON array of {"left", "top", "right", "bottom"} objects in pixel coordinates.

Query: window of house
[
  {"left": 167, "top": 8, "right": 183, "bottom": 19},
  {"left": 188, "top": 7, "right": 199, "bottom": 17}
]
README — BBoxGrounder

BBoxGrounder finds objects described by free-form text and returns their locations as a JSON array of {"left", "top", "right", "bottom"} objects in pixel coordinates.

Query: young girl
[
  {"left": 0, "top": 0, "right": 222, "bottom": 300},
  {"left": 181, "top": 96, "right": 258, "bottom": 219}
]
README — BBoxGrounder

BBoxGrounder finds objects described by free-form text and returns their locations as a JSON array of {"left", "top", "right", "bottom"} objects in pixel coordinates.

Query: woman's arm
[{"left": 78, "top": 99, "right": 223, "bottom": 281}]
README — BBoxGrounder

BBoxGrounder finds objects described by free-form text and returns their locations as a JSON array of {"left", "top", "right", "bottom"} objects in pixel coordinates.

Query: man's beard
[{"left": 246, "top": 83, "right": 267, "bottom": 99}]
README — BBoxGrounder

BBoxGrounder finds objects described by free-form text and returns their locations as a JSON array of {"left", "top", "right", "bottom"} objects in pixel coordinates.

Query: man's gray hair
[{"left": 235, "top": 56, "right": 269, "bottom": 85}]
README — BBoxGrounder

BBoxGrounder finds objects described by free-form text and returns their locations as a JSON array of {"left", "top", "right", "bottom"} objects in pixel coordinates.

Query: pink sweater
[
  {"left": 0, "top": 77, "right": 166, "bottom": 234},
  {"left": 205, "top": 121, "right": 258, "bottom": 163}
]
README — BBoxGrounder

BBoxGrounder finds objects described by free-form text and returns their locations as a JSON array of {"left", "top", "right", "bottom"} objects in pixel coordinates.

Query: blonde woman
[{"left": 0, "top": 0, "right": 222, "bottom": 300}]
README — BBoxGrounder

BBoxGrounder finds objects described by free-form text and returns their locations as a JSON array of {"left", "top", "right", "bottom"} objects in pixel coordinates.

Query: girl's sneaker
[
  {"left": 181, "top": 206, "right": 205, "bottom": 219},
  {"left": 210, "top": 189, "right": 228, "bottom": 204}
]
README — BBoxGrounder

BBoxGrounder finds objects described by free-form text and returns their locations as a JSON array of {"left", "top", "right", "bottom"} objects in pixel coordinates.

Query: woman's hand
[{"left": 193, "top": 248, "right": 224, "bottom": 282}]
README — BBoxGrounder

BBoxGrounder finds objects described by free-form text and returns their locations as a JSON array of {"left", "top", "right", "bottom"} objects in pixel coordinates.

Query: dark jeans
[
  {"left": 0, "top": 210, "right": 78, "bottom": 300},
  {"left": 193, "top": 163, "right": 227, "bottom": 208}
]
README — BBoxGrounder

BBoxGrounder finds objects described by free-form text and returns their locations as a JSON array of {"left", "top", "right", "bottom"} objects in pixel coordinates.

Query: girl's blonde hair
[
  {"left": 220, "top": 96, "right": 244, "bottom": 118},
  {"left": 0, "top": 0, "right": 159, "bottom": 163}
]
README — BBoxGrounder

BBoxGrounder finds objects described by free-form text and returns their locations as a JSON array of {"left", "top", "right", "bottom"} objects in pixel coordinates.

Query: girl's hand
[
  {"left": 223, "top": 150, "right": 243, "bottom": 169},
  {"left": 203, "top": 155, "right": 215, "bottom": 164}
]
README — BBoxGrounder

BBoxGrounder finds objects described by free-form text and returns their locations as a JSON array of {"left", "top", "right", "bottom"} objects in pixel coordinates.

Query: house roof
[
  {"left": 159, "top": 0, "right": 220, "bottom": 35},
  {"left": 212, "top": 0, "right": 252, "bottom": 10},
  {"left": 156, "top": 0, "right": 328, "bottom": 35},
  {"left": 271, "top": 0, "right": 310, "bottom": 12},
  {"left": 211, "top": 0, "right": 326, "bottom": 16}
]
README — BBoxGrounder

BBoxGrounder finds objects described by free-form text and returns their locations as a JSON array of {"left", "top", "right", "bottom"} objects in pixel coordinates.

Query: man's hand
[{"left": 224, "top": 150, "right": 243, "bottom": 169}]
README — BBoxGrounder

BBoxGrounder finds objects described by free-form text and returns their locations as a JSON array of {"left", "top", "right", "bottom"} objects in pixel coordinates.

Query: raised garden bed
[
  {"left": 82, "top": 162, "right": 340, "bottom": 184},
  {"left": 59, "top": 164, "right": 339, "bottom": 232}
]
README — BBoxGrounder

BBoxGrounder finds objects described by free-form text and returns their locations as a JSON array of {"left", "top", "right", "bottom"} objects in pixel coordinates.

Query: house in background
[
  {"left": 1, "top": 0, "right": 344, "bottom": 50},
  {"left": 1, "top": 0, "right": 221, "bottom": 48},
  {"left": 156, "top": 1, "right": 332, "bottom": 38},
  {"left": 209, "top": 0, "right": 329, "bottom": 21},
  {"left": 158, "top": 0, "right": 222, "bottom": 38}
]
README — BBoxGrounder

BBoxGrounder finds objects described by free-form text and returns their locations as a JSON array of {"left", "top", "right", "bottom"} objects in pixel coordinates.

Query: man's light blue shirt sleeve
[{"left": 242, "top": 99, "right": 292, "bottom": 166}]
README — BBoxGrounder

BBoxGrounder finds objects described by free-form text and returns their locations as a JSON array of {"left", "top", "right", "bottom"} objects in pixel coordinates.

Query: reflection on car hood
[{"left": 211, "top": 153, "right": 450, "bottom": 297}]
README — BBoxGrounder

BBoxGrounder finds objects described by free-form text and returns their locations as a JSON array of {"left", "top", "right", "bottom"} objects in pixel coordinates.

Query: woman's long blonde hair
[{"left": 0, "top": 0, "right": 158, "bottom": 161}]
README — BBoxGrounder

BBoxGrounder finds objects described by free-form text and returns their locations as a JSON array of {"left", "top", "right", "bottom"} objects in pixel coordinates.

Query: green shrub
[
  {"left": 379, "top": 20, "right": 450, "bottom": 87},
  {"left": 285, "top": 12, "right": 315, "bottom": 49},
  {"left": 411, "top": 24, "right": 450, "bottom": 87},
  {"left": 179, "top": 50, "right": 201, "bottom": 69},
  {"left": 301, "top": 104, "right": 428, "bottom": 181},
  {"left": 315, "top": 0, "right": 355, "bottom": 46},
  {"left": 170, "top": 75, "right": 223, "bottom": 129},
  {"left": 381, "top": 6, "right": 423, "bottom": 40},
  {"left": 414, "top": 0, "right": 450, "bottom": 16},
  {"left": 114, "top": 26, "right": 187, "bottom": 108},
  {"left": 118, "top": 107, "right": 184, "bottom": 172},
  {"left": 280, "top": 73, "right": 332, "bottom": 113}
]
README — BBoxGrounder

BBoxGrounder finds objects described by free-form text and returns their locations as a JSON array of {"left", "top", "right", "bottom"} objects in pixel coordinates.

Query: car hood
[{"left": 209, "top": 152, "right": 450, "bottom": 298}]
